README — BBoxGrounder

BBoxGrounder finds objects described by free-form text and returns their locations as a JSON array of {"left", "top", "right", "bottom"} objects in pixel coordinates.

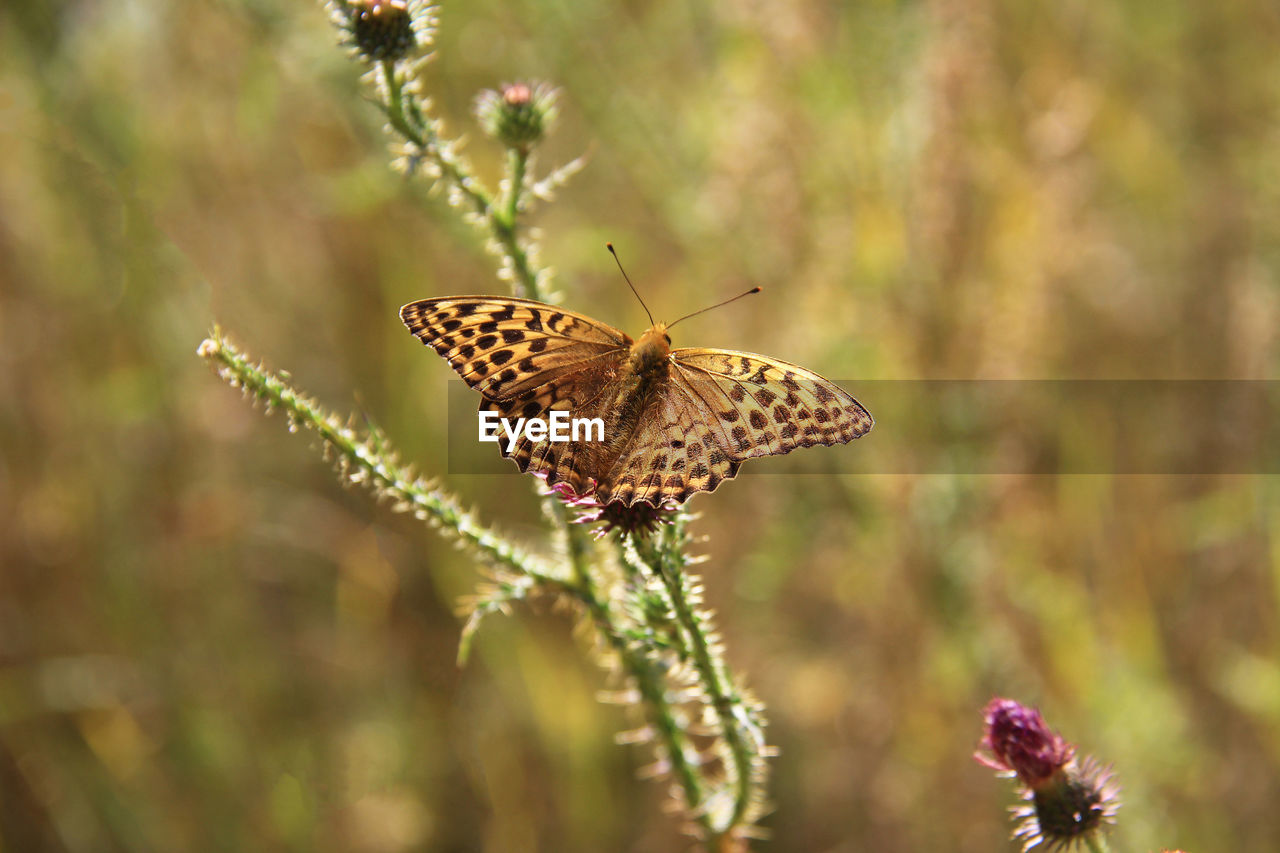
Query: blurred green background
[{"left": 3, "top": 1, "right": 1279, "bottom": 850}]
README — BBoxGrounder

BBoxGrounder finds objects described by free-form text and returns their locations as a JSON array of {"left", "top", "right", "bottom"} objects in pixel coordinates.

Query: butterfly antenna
[
  {"left": 607, "top": 242, "right": 655, "bottom": 326},
  {"left": 667, "top": 286, "right": 762, "bottom": 329}
]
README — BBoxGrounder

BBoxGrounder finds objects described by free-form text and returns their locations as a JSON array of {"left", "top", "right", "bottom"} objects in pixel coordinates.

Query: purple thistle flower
[
  {"left": 977, "top": 698, "right": 1075, "bottom": 788},
  {"left": 546, "top": 479, "right": 599, "bottom": 508},
  {"left": 976, "top": 698, "right": 1120, "bottom": 851},
  {"left": 543, "top": 477, "right": 676, "bottom": 538}
]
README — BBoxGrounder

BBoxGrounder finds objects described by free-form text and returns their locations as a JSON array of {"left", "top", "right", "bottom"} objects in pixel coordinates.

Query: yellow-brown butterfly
[{"left": 401, "top": 248, "right": 872, "bottom": 506}]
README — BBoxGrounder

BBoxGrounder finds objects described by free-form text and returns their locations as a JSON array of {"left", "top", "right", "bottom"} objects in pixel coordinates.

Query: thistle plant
[
  {"left": 200, "top": 2, "right": 768, "bottom": 847},
  {"left": 976, "top": 698, "right": 1123, "bottom": 852}
]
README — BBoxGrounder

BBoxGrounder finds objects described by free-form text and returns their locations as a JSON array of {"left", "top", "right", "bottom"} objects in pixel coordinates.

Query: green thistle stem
[
  {"left": 543, "top": 496, "right": 594, "bottom": 589},
  {"left": 578, "top": 574, "right": 707, "bottom": 817},
  {"left": 378, "top": 59, "right": 494, "bottom": 223},
  {"left": 379, "top": 59, "right": 420, "bottom": 147},
  {"left": 542, "top": 498, "right": 709, "bottom": 818},
  {"left": 633, "top": 527, "right": 764, "bottom": 835},
  {"left": 495, "top": 146, "right": 538, "bottom": 300},
  {"left": 377, "top": 59, "right": 541, "bottom": 300},
  {"left": 198, "top": 330, "right": 554, "bottom": 583},
  {"left": 505, "top": 147, "right": 528, "bottom": 226},
  {"left": 1083, "top": 835, "right": 1111, "bottom": 853}
]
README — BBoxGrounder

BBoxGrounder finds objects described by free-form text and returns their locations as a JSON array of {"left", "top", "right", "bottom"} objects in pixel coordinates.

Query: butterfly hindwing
[
  {"left": 479, "top": 395, "right": 600, "bottom": 496},
  {"left": 596, "top": 390, "right": 739, "bottom": 505}
]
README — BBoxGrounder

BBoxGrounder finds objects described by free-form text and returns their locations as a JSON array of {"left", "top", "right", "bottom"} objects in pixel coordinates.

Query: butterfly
[{"left": 401, "top": 290, "right": 872, "bottom": 506}]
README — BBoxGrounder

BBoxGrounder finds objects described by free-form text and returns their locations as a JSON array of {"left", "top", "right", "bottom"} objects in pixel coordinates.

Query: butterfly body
[
  {"left": 601, "top": 324, "right": 673, "bottom": 451},
  {"left": 402, "top": 296, "right": 872, "bottom": 506},
  {"left": 627, "top": 324, "right": 672, "bottom": 374}
]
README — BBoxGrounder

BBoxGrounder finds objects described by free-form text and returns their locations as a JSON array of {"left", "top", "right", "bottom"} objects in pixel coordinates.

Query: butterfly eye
[{"left": 663, "top": 333, "right": 671, "bottom": 344}]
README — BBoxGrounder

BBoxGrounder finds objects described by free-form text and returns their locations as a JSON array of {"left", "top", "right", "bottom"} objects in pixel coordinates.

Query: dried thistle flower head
[
  {"left": 545, "top": 479, "right": 676, "bottom": 538},
  {"left": 976, "top": 698, "right": 1120, "bottom": 851},
  {"left": 333, "top": 0, "right": 434, "bottom": 62},
  {"left": 475, "top": 82, "right": 559, "bottom": 153}
]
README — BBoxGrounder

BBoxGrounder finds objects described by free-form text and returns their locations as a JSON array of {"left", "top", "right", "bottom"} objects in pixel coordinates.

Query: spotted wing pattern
[
  {"left": 669, "top": 348, "right": 874, "bottom": 460},
  {"left": 400, "top": 297, "right": 630, "bottom": 403},
  {"left": 402, "top": 296, "right": 630, "bottom": 498},
  {"left": 477, "top": 387, "right": 616, "bottom": 499},
  {"left": 402, "top": 297, "right": 873, "bottom": 507},
  {"left": 592, "top": 388, "right": 740, "bottom": 505}
]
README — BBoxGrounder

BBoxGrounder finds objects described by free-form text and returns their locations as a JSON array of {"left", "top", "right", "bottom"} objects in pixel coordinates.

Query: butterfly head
[{"left": 629, "top": 323, "right": 672, "bottom": 374}]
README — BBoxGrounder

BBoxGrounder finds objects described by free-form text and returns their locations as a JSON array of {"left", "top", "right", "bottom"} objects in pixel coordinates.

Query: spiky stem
[
  {"left": 631, "top": 523, "right": 768, "bottom": 839},
  {"left": 375, "top": 59, "right": 541, "bottom": 299},
  {"left": 198, "top": 331, "right": 555, "bottom": 584},
  {"left": 378, "top": 59, "right": 494, "bottom": 220}
]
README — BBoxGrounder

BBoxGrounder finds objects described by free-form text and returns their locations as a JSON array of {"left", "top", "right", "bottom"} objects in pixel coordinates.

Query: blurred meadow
[{"left": 3, "top": 0, "right": 1280, "bottom": 850}]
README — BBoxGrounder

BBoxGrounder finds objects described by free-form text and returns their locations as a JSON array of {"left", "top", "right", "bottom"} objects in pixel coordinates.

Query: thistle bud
[
  {"left": 976, "top": 698, "right": 1120, "bottom": 850},
  {"left": 977, "top": 698, "right": 1075, "bottom": 788},
  {"left": 335, "top": 0, "right": 431, "bottom": 62},
  {"left": 475, "top": 82, "right": 559, "bottom": 153}
]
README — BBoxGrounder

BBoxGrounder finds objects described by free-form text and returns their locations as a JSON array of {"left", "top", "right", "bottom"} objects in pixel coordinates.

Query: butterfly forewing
[
  {"left": 400, "top": 297, "right": 629, "bottom": 401},
  {"left": 670, "top": 349, "right": 873, "bottom": 458}
]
